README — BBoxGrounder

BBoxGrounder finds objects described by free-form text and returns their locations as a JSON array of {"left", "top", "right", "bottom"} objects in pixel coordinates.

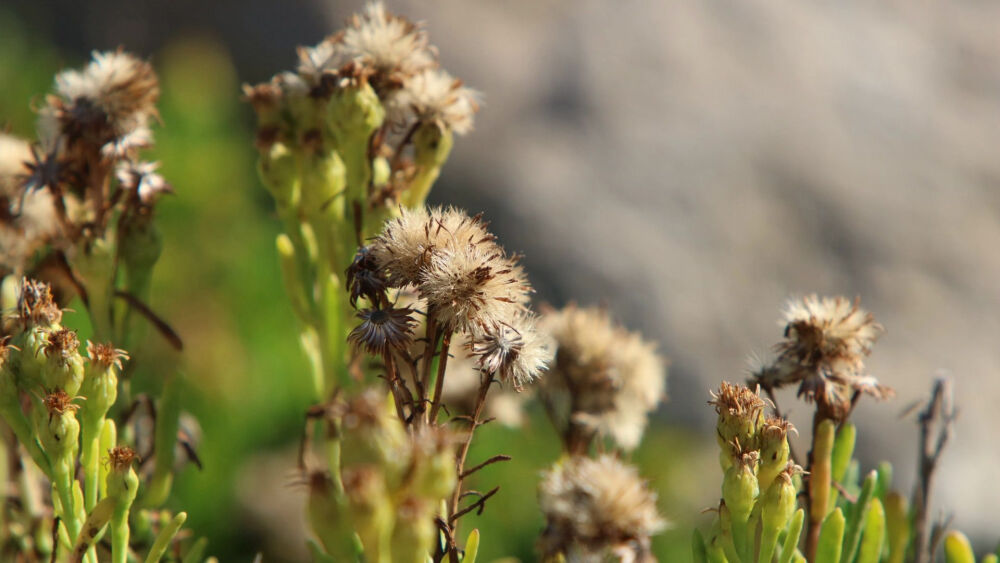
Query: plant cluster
[
  {"left": 0, "top": 51, "right": 203, "bottom": 561},
  {"left": 693, "top": 296, "right": 998, "bottom": 563}
]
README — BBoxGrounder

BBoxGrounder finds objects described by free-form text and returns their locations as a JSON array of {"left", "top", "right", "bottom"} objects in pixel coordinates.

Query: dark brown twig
[
  {"left": 113, "top": 290, "right": 183, "bottom": 351},
  {"left": 450, "top": 486, "right": 500, "bottom": 522},
  {"left": 460, "top": 455, "right": 511, "bottom": 480},
  {"left": 912, "top": 378, "right": 957, "bottom": 563}
]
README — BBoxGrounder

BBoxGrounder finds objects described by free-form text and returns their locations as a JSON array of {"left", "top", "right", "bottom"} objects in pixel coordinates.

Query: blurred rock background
[{"left": 3, "top": 0, "right": 999, "bottom": 559}]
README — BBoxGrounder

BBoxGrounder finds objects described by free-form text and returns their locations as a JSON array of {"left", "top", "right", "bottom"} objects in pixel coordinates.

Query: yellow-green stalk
[
  {"left": 759, "top": 464, "right": 800, "bottom": 563},
  {"left": 79, "top": 342, "right": 125, "bottom": 511},
  {"left": 106, "top": 446, "right": 140, "bottom": 563},
  {"left": 36, "top": 390, "right": 82, "bottom": 544}
]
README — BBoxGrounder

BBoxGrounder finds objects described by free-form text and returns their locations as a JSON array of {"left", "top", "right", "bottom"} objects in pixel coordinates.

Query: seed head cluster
[
  {"left": 541, "top": 305, "right": 667, "bottom": 451},
  {"left": 750, "top": 295, "right": 891, "bottom": 420},
  {"left": 538, "top": 455, "right": 665, "bottom": 562},
  {"left": 358, "top": 206, "right": 550, "bottom": 389}
]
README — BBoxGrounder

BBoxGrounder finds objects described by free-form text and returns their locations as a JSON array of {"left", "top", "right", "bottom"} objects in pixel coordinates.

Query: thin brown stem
[
  {"left": 382, "top": 353, "right": 407, "bottom": 421},
  {"left": 805, "top": 410, "right": 822, "bottom": 562},
  {"left": 460, "top": 455, "right": 511, "bottom": 479},
  {"left": 448, "top": 371, "right": 496, "bottom": 553},
  {"left": 912, "top": 378, "right": 956, "bottom": 563},
  {"left": 428, "top": 331, "right": 452, "bottom": 423}
]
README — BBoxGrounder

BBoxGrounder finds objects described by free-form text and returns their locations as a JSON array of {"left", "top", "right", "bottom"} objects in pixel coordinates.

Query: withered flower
[
  {"left": 115, "top": 160, "right": 171, "bottom": 204},
  {"left": 391, "top": 68, "right": 479, "bottom": 134},
  {"left": 43, "top": 389, "right": 79, "bottom": 416},
  {"left": 542, "top": 305, "right": 667, "bottom": 451},
  {"left": 348, "top": 306, "right": 417, "bottom": 356},
  {"left": 16, "top": 279, "right": 63, "bottom": 328},
  {"left": 752, "top": 295, "right": 890, "bottom": 420},
  {"left": 106, "top": 445, "right": 138, "bottom": 472},
  {"left": 86, "top": 341, "right": 130, "bottom": 370},
  {"left": 345, "top": 246, "right": 389, "bottom": 307},
  {"left": 42, "top": 329, "right": 80, "bottom": 364},
  {"left": 538, "top": 455, "right": 665, "bottom": 562},
  {"left": 470, "top": 312, "right": 552, "bottom": 390}
]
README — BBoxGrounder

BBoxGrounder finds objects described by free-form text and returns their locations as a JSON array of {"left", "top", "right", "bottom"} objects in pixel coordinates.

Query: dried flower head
[
  {"left": 86, "top": 341, "right": 129, "bottom": 370},
  {"left": 753, "top": 295, "right": 890, "bottom": 420},
  {"left": 340, "top": 2, "right": 436, "bottom": 87},
  {"left": 542, "top": 305, "right": 667, "bottom": 451},
  {"left": 16, "top": 279, "right": 62, "bottom": 328},
  {"left": 43, "top": 389, "right": 79, "bottom": 416},
  {"left": 394, "top": 68, "right": 479, "bottom": 134},
  {"left": 106, "top": 445, "right": 138, "bottom": 472},
  {"left": 470, "top": 312, "right": 553, "bottom": 390},
  {"left": 370, "top": 206, "right": 493, "bottom": 287},
  {"left": 0, "top": 134, "right": 60, "bottom": 268},
  {"left": 348, "top": 306, "right": 417, "bottom": 357},
  {"left": 538, "top": 455, "right": 665, "bottom": 561},
  {"left": 345, "top": 245, "right": 389, "bottom": 307},
  {"left": 43, "top": 329, "right": 80, "bottom": 364},
  {"left": 419, "top": 242, "right": 530, "bottom": 332},
  {"left": 116, "top": 160, "right": 171, "bottom": 204},
  {"left": 50, "top": 50, "right": 159, "bottom": 155},
  {"left": 442, "top": 335, "right": 530, "bottom": 427}
]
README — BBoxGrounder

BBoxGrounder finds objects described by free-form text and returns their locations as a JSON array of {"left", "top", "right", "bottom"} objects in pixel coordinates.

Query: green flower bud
[
  {"left": 407, "top": 427, "right": 457, "bottom": 501},
  {"left": 80, "top": 342, "right": 126, "bottom": 428},
  {"left": 400, "top": 123, "right": 453, "bottom": 208},
  {"left": 258, "top": 142, "right": 302, "bottom": 209},
  {"left": 709, "top": 382, "right": 767, "bottom": 462},
  {"left": 390, "top": 497, "right": 434, "bottom": 563},
  {"left": 306, "top": 470, "right": 354, "bottom": 560},
  {"left": 327, "top": 82, "right": 385, "bottom": 145},
  {"left": 12, "top": 326, "right": 47, "bottom": 390},
  {"left": 343, "top": 465, "right": 393, "bottom": 563},
  {"left": 334, "top": 390, "right": 407, "bottom": 470},
  {"left": 757, "top": 417, "right": 794, "bottom": 491},
  {"left": 36, "top": 390, "right": 81, "bottom": 464},
  {"left": 722, "top": 450, "right": 759, "bottom": 523},
  {"left": 106, "top": 446, "right": 139, "bottom": 563},
  {"left": 300, "top": 150, "right": 346, "bottom": 218},
  {"left": 760, "top": 465, "right": 802, "bottom": 563},
  {"left": 40, "top": 329, "right": 85, "bottom": 397}
]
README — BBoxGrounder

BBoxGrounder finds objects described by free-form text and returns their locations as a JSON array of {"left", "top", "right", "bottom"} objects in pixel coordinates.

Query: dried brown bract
[
  {"left": 43, "top": 329, "right": 80, "bottom": 364},
  {"left": 348, "top": 306, "right": 417, "bottom": 357},
  {"left": 106, "top": 446, "right": 138, "bottom": 473},
  {"left": 43, "top": 389, "right": 79, "bottom": 415},
  {"left": 86, "top": 341, "right": 129, "bottom": 370}
]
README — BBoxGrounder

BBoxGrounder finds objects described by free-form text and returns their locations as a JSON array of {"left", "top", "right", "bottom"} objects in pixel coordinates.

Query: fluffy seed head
[
  {"left": 392, "top": 68, "right": 479, "bottom": 134},
  {"left": 470, "top": 312, "right": 553, "bottom": 390},
  {"left": 340, "top": 2, "right": 436, "bottom": 86},
  {"left": 753, "top": 295, "right": 890, "bottom": 419},
  {"left": 542, "top": 305, "right": 667, "bottom": 451},
  {"left": 370, "top": 206, "right": 494, "bottom": 287},
  {"left": 538, "top": 455, "right": 665, "bottom": 561},
  {"left": 419, "top": 242, "right": 530, "bottom": 332},
  {"left": 51, "top": 50, "right": 159, "bottom": 153}
]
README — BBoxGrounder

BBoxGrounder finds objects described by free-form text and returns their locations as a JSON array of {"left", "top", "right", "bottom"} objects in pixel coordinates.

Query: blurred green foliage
[{"left": 0, "top": 9, "right": 710, "bottom": 561}]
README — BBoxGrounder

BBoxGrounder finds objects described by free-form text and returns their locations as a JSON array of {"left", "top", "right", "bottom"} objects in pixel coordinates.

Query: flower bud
[
  {"left": 299, "top": 149, "right": 346, "bottom": 218},
  {"left": 757, "top": 417, "right": 793, "bottom": 491},
  {"left": 400, "top": 123, "right": 453, "bottom": 208},
  {"left": 106, "top": 446, "right": 140, "bottom": 505},
  {"left": 343, "top": 465, "right": 393, "bottom": 561},
  {"left": 334, "top": 389, "right": 407, "bottom": 471},
  {"left": 709, "top": 382, "right": 766, "bottom": 462},
  {"left": 327, "top": 82, "right": 385, "bottom": 144},
  {"left": 40, "top": 329, "right": 85, "bottom": 397},
  {"left": 761, "top": 464, "right": 800, "bottom": 533},
  {"left": 722, "top": 450, "right": 759, "bottom": 523},
  {"left": 390, "top": 497, "right": 434, "bottom": 563},
  {"left": 37, "top": 390, "right": 81, "bottom": 463},
  {"left": 119, "top": 211, "right": 163, "bottom": 286},
  {"left": 258, "top": 142, "right": 302, "bottom": 209},
  {"left": 80, "top": 342, "right": 126, "bottom": 429}
]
